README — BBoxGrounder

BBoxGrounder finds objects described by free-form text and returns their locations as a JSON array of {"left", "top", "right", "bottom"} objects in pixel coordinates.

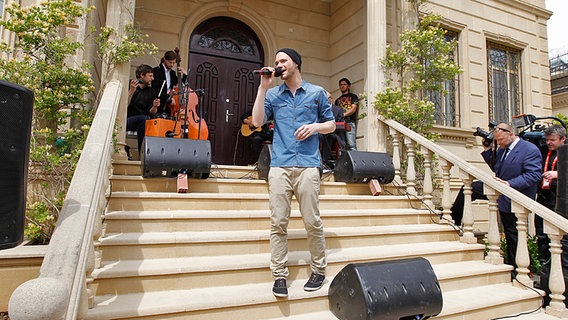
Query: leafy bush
[
  {"left": 0, "top": 0, "right": 156, "bottom": 244},
  {"left": 374, "top": 9, "right": 461, "bottom": 139},
  {"left": 499, "top": 234, "right": 542, "bottom": 274}
]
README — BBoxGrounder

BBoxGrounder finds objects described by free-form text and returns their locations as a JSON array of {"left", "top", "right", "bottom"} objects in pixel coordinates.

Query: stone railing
[
  {"left": 379, "top": 116, "right": 568, "bottom": 317},
  {"left": 8, "top": 80, "right": 122, "bottom": 320}
]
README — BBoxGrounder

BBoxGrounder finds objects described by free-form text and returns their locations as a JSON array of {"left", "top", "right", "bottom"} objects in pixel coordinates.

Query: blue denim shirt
[{"left": 265, "top": 81, "right": 335, "bottom": 168}]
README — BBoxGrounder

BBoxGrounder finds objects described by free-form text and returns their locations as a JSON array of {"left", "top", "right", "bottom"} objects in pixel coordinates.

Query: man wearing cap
[{"left": 251, "top": 48, "right": 336, "bottom": 298}]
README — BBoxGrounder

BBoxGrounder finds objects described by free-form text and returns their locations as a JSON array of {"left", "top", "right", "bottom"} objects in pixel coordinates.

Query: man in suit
[
  {"left": 481, "top": 123, "right": 542, "bottom": 267},
  {"left": 152, "top": 50, "right": 188, "bottom": 115}
]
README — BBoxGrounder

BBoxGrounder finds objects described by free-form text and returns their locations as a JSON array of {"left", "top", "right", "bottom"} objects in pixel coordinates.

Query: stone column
[
  {"left": 364, "top": 0, "right": 386, "bottom": 152},
  {"left": 105, "top": 0, "right": 136, "bottom": 160}
]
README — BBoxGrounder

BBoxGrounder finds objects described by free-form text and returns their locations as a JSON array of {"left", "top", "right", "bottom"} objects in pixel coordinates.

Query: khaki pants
[{"left": 268, "top": 167, "right": 326, "bottom": 279}]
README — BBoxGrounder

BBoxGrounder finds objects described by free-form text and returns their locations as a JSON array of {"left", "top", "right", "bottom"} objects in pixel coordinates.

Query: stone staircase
[{"left": 84, "top": 160, "right": 550, "bottom": 319}]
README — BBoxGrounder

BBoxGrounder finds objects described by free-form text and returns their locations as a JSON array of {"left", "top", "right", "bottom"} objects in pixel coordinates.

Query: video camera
[
  {"left": 473, "top": 120, "right": 498, "bottom": 147},
  {"left": 513, "top": 114, "right": 567, "bottom": 153}
]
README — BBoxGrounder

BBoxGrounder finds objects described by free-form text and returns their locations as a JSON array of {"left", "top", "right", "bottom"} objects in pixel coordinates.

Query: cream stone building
[
  {"left": 6, "top": 1, "right": 568, "bottom": 319},
  {"left": 1, "top": 0, "right": 554, "bottom": 165},
  {"left": 119, "top": 0, "right": 553, "bottom": 168}
]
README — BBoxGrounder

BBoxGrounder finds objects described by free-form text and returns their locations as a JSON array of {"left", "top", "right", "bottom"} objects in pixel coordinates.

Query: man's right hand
[
  {"left": 130, "top": 79, "right": 140, "bottom": 91},
  {"left": 482, "top": 139, "right": 493, "bottom": 151}
]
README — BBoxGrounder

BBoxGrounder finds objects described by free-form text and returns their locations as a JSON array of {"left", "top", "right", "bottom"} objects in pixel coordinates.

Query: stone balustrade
[{"left": 379, "top": 116, "right": 568, "bottom": 317}]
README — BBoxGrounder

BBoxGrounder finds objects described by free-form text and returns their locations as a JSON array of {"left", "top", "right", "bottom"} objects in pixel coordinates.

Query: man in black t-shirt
[
  {"left": 127, "top": 64, "right": 160, "bottom": 156},
  {"left": 334, "top": 78, "right": 358, "bottom": 150}
]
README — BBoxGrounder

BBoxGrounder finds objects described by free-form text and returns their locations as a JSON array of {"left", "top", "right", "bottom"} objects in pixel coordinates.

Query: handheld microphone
[{"left": 253, "top": 67, "right": 283, "bottom": 77}]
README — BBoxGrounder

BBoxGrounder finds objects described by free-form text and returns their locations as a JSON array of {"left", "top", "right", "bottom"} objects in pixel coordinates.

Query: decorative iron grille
[
  {"left": 487, "top": 42, "right": 522, "bottom": 123},
  {"left": 428, "top": 30, "right": 460, "bottom": 127}
]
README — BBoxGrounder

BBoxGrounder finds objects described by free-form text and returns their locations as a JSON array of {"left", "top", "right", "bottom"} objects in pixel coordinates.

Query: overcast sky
[{"left": 546, "top": 0, "right": 568, "bottom": 56}]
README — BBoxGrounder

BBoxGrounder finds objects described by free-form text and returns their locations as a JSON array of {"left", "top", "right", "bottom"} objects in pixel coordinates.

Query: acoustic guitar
[{"left": 241, "top": 116, "right": 262, "bottom": 137}]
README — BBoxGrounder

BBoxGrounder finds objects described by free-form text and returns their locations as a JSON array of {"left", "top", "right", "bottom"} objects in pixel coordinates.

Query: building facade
[{"left": 1, "top": 0, "right": 554, "bottom": 166}]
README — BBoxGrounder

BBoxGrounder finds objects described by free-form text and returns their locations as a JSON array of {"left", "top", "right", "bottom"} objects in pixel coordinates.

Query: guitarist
[{"left": 240, "top": 109, "right": 273, "bottom": 162}]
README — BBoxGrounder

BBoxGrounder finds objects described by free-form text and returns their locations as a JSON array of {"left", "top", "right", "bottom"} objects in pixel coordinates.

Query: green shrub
[{"left": 0, "top": 0, "right": 156, "bottom": 244}]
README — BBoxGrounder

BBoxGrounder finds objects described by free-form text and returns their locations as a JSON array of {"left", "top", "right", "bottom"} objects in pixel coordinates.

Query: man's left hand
[
  {"left": 543, "top": 170, "right": 558, "bottom": 180},
  {"left": 494, "top": 176, "right": 510, "bottom": 187},
  {"left": 294, "top": 123, "right": 318, "bottom": 141}
]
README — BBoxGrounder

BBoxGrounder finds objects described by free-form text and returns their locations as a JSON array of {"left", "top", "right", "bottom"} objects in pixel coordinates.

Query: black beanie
[{"left": 276, "top": 48, "right": 302, "bottom": 71}]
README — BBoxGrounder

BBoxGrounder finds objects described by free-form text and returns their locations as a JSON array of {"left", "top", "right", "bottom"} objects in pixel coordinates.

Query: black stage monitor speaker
[
  {"left": 0, "top": 80, "right": 34, "bottom": 250},
  {"left": 257, "top": 144, "right": 272, "bottom": 180},
  {"left": 334, "top": 150, "right": 395, "bottom": 183},
  {"left": 141, "top": 136, "right": 211, "bottom": 179},
  {"left": 257, "top": 144, "right": 322, "bottom": 180},
  {"left": 329, "top": 257, "right": 443, "bottom": 320}
]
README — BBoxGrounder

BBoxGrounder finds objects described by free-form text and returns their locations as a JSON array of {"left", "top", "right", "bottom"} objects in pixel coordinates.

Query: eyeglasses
[{"left": 496, "top": 127, "right": 511, "bottom": 133}]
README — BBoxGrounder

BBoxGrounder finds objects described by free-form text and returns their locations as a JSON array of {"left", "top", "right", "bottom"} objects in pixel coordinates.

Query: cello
[{"left": 173, "top": 48, "right": 209, "bottom": 140}]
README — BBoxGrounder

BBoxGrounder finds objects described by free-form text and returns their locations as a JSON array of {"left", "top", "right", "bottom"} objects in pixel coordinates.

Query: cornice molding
[
  {"left": 492, "top": 0, "right": 552, "bottom": 19},
  {"left": 484, "top": 30, "right": 529, "bottom": 50}
]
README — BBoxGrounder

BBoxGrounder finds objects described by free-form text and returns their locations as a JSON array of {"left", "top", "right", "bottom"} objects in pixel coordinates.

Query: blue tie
[{"left": 501, "top": 148, "right": 509, "bottom": 162}]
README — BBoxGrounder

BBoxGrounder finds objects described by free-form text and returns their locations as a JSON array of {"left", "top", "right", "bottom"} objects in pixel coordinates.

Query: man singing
[{"left": 251, "top": 48, "right": 335, "bottom": 298}]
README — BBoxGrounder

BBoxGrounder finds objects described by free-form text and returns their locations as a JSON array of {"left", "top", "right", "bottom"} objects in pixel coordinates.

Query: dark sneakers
[
  {"left": 272, "top": 278, "right": 288, "bottom": 297},
  {"left": 304, "top": 273, "right": 325, "bottom": 291}
]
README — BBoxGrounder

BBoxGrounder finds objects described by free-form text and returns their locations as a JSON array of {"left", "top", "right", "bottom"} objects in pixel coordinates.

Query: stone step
[
  {"left": 98, "top": 224, "right": 459, "bottom": 260},
  {"left": 109, "top": 175, "right": 383, "bottom": 195},
  {"left": 106, "top": 192, "right": 423, "bottom": 211},
  {"left": 91, "top": 241, "right": 485, "bottom": 296},
  {"left": 113, "top": 161, "right": 263, "bottom": 179},
  {"left": 85, "top": 278, "right": 541, "bottom": 320},
  {"left": 103, "top": 208, "right": 436, "bottom": 233}
]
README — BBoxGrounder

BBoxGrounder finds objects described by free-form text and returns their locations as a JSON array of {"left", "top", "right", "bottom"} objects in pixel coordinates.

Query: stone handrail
[
  {"left": 379, "top": 116, "right": 568, "bottom": 317},
  {"left": 8, "top": 80, "right": 122, "bottom": 320}
]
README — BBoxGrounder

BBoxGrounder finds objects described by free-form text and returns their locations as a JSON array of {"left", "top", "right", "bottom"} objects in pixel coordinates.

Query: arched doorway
[{"left": 187, "top": 17, "right": 264, "bottom": 165}]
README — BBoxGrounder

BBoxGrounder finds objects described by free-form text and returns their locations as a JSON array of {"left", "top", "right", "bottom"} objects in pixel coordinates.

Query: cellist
[{"left": 152, "top": 50, "right": 188, "bottom": 116}]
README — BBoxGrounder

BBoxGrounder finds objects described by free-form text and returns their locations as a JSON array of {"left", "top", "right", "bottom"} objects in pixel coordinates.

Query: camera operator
[
  {"left": 452, "top": 122, "right": 542, "bottom": 269},
  {"left": 451, "top": 122, "right": 497, "bottom": 225},
  {"left": 535, "top": 124, "right": 566, "bottom": 267},
  {"left": 480, "top": 123, "right": 542, "bottom": 268}
]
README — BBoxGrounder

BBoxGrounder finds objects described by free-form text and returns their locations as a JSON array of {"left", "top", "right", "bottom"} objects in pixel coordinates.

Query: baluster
[
  {"left": 389, "top": 127, "right": 403, "bottom": 185},
  {"left": 421, "top": 146, "right": 434, "bottom": 210},
  {"left": 439, "top": 159, "right": 453, "bottom": 223},
  {"left": 545, "top": 224, "right": 568, "bottom": 317},
  {"left": 484, "top": 186, "right": 503, "bottom": 264},
  {"left": 404, "top": 137, "right": 416, "bottom": 195},
  {"left": 85, "top": 245, "right": 96, "bottom": 312},
  {"left": 460, "top": 171, "right": 476, "bottom": 244},
  {"left": 511, "top": 203, "right": 532, "bottom": 287}
]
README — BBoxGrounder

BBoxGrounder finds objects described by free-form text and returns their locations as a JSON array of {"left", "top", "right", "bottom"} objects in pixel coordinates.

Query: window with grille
[
  {"left": 426, "top": 29, "right": 460, "bottom": 127},
  {"left": 487, "top": 42, "right": 522, "bottom": 123}
]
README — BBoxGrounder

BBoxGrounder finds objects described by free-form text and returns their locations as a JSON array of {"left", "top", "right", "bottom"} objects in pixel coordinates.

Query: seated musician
[
  {"left": 126, "top": 64, "right": 160, "bottom": 158},
  {"left": 241, "top": 110, "right": 273, "bottom": 163},
  {"left": 152, "top": 50, "right": 188, "bottom": 117},
  {"left": 320, "top": 91, "right": 346, "bottom": 169}
]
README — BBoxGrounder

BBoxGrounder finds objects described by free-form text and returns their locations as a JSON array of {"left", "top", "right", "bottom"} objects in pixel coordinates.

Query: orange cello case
[{"left": 145, "top": 118, "right": 182, "bottom": 138}]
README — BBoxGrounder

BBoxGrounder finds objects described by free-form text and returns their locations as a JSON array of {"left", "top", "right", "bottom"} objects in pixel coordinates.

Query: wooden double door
[{"left": 186, "top": 17, "right": 264, "bottom": 165}]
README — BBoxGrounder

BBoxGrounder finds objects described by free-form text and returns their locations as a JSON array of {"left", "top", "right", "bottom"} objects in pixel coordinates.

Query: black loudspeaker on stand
[
  {"left": 334, "top": 150, "right": 395, "bottom": 183},
  {"left": 328, "top": 257, "right": 443, "bottom": 320},
  {"left": 0, "top": 80, "right": 34, "bottom": 250},
  {"left": 141, "top": 136, "right": 211, "bottom": 179},
  {"left": 257, "top": 144, "right": 322, "bottom": 180}
]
